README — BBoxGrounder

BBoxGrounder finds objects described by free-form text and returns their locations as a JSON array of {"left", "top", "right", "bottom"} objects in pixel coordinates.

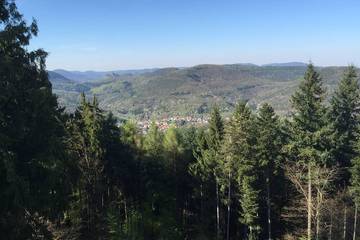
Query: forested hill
[{"left": 49, "top": 64, "right": 352, "bottom": 119}]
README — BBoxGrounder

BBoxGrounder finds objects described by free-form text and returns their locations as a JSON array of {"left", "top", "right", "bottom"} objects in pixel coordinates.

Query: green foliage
[
  {"left": 287, "top": 63, "right": 329, "bottom": 166},
  {"left": 0, "top": 0, "right": 70, "bottom": 238},
  {"left": 329, "top": 66, "right": 360, "bottom": 181},
  {"left": 291, "top": 63, "right": 326, "bottom": 134},
  {"left": 66, "top": 94, "right": 108, "bottom": 238},
  {"left": 3, "top": 2, "right": 360, "bottom": 239},
  {"left": 143, "top": 121, "right": 163, "bottom": 157},
  {"left": 234, "top": 102, "right": 260, "bottom": 236},
  {"left": 255, "top": 103, "right": 286, "bottom": 238},
  {"left": 121, "top": 119, "right": 142, "bottom": 149},
  {"left": 351, "top": 152, "right": 360, "bottom": 205}
]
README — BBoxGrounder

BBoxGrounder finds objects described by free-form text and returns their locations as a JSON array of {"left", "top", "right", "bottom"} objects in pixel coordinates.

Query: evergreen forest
[{"left": 1, "top": 1, "right": 360, "bottom": 239}]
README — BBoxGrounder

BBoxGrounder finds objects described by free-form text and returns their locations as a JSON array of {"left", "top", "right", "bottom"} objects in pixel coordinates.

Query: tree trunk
[
  {"left": 329, "top": 210, "right": 333, "bottom": 240},
  {"left": 344, "top": 205, "right": 347, "bottom": 240},
  {"left": 216, "top": 180, "right": 220, "bottom": 239},
  {"left": 266, "top": 173, "right": 272, "bottom": 240},
  {"left": 124, "top": 197, "right": 128, "bottom": 226},
  {"left": 353, "top": 204, "right": 358, "bottom": 240},
  {"left": 308, "top": 163, "right": 312, "bottom": 240},
  {"left": 316, "top": 208, "right": 320, "bottom": 240},
  {"left": 315, "top": 191, "right": 321, "bottom": 240},
  {"left": 200, "top": 183, "right": 203, "bottom": 225},
  {"left": 226, "top": 170, "right": 231, "bottom": 240}
]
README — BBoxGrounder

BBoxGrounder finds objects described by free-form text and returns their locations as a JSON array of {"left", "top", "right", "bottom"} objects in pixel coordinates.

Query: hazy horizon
[{"left": 48, "top": 61, "right": 353, "bottom": 72}]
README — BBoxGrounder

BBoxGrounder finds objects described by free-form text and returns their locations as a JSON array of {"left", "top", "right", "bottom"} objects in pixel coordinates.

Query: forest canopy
[{"left": 1, "top": 1, "right": 360, "bottom": 239}]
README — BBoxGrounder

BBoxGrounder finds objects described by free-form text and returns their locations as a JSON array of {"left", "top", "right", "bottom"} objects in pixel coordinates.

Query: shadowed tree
[
  {"left": 256, "top": 103, "right": 285, "bottom": 239},
  {"left": 0, "top": 0, "right": 71, "bottom": 238}
]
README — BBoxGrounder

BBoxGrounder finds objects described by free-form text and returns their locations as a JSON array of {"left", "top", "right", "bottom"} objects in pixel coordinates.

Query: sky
[{"left": 16, "top": 0, "right": 360, "bottom": 71}]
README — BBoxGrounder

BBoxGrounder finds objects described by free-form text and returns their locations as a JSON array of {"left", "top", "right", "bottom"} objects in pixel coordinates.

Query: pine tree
[
  {"left": 67, "top": 94, "right": 107, "bottom": 239},
  {"left": 0, "top": 0, "right": 70, "bottom": 237},
  {"left": 208, "top": 106, "right": 224, "bottom": 239},
  {"left": 163, "top": 126, "right": 183, "bottom": 172},
  {"left": 207, "top": 105, "right": 224, "bottom": 151},
  {"left": 222, "top": 101, "right": 260, "bottom": 240},
  {"left": 291, "top": 63, "right": 326, "bottom": 134},
  {"left": 143, "top": 121, "right": 163, "bottom": 158},
  {"left": 190, "top": 106, "right": 224, "bottom": 238},
  {"left": 329, "top": 66, "right": 360, "bottom": 183},
  {"left": 256, "top": 103, "right": 284, "bottom": 239},
  {"left": 287, "top": 63, "right": 328, "bottom": 240},
  {"left": 163, "top": 126, "right": 184, "bottom": 231},
  {"left": 121, "top": 119, "right": 142, "bottom": 149},
  {"left": 189, "top": 128, "right": 209, "bottom": 233},
  {"left": 350, "top": 135, "right": 360, "bottom": 240}
]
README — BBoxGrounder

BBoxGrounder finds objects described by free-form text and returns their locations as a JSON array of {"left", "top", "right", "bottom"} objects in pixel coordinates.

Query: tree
[
  {"left": 350, "top": 138, "right": 360, "bottom": 240},
  {"left": 285, "top": 162, "right": 338, "bottom": 240},
  {"left": 163, "top": 126, "right": 185, "bottom": 234},
  {"left": 121, "top": 119, "right": 142, "bottom": 150},
  {"left": 189, "top": 106, "right": 224, "bottom": 238},
  {"left": 329, "top": 66, "right": 360, "bottom": 183},
  {"left": 189, "top": 127, "right": 213, "bottom": 236},
  {"left": 256, "top": 103, "right": 284, "bottom": 239},
  {"left": 66, "top": 94, "right": 107, "bottom": 239},
  {"left": 207, "top": 106, "right": 224, "bottom": 239},
  {"left": 222, "top": 101, "right": 260, "bottom": 240},
  {"left": 143, "top": 121, "right": 163, "bottom": 158},
  {"left": 0, "top": 0, "right": 70, "bottom": 238},
  {"left": 286, "top": 63, "right": 328, "bottom": 240}
]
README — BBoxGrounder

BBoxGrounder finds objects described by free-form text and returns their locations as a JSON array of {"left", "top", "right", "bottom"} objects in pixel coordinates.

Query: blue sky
[{"left": 17, "top": 0, "right": 360, "bottom": 71}]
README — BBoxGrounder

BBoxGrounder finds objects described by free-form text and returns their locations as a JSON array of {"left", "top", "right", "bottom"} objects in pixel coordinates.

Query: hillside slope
[{"left": 49, "top": 64, "right": 351, "bottom": 119}]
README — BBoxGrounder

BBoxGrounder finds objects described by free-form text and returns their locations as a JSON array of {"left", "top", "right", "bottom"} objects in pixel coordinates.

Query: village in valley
[{"left": 137, "top": 115, "right": 211, "bottom": 132}]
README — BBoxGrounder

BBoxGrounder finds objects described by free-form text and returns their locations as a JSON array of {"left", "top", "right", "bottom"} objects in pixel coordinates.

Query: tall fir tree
[
  {"left": 350, "top": 138, "right": 360, "bottom": 240},
  {"left": 287, "top": 63, "right": 328, "bottom": 240},
  {"left": 256, "top": 103, "right": 285, "bottom": 239},
  {"left": 328, "top": 66, "right": 360, "bottom": 183},
  {"left": 190, "top": 106, "right": 224, "bottom": 238},
  {"left": 207, "top": 106, "right": 224, "bottom": 240},
  {"left": 189, "top": 127, "right": 214, "bottom": 236},
  {"left": 222, "top": 101, "right": 260, "bottom": 240},
  {"left": 66, "top": 94, "right": 107, "bottom": 239},
  {"left": 163, "top": 126, "right": 185, "bottom": 235}
]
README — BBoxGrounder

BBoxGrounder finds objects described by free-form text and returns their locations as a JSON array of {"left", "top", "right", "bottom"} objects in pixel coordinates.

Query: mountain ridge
[
  {"left": 52, "top": 68, "right": 158, "bottom": 82},
  {"left": 49, "top": 63, "right": 353, "bottom": 120}
]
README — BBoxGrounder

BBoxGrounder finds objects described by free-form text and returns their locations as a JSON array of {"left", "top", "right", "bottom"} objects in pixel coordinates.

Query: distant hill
[
  {"left": 52, "top": 68, "right": 157, "bottom": 82},
  {"left": 48, "top": 71, "right": 74, "bottom": 84},
  {"left": 49, "top": 63, "right": 352, "bottom": 119},
  {"left": 262, "top": 62, "right": 308, "bottom": 67}
]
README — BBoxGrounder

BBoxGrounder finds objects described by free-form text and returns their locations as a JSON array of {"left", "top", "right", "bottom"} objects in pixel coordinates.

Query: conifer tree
[
  {"left": 189, "top": 127, "right": 215, "bottom": 236},
  {"left": 143, "top": 121, "right": 163, "bottom": 158},
  {"left": 121, "top": 119, "right": 142, "bottom": 149},
  {"left": 256, "top": 103, "right": 284, "bottom": 239},
  {"left": 206, "top": 106, "right": 224, "bottom": 239},
  {"left": 287, "top": 63, "right": 328, "bottom": 240},
  {"left": 163, "top": 126, "right": 184, "bottom": 231},
  {"left": 163, "top": 126, "right": 183, "bottom": 173},
  {"left": 67, "top": 94, "right": 107, "bottom": 239},
  {"left": 222, "top": 102, "right": 260, "bottom": 240},
  {"left": 329, "top": 66, "right": 360, "bottom": 183},
  {"left": 350, "top": 136, "right": 360, "bottom": 240},
  {"left": 189, "top": 106, "right": 225, "bottom": 238},
  {"left": 0, "top": 0, "right": 70, "bottom": 237}
]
